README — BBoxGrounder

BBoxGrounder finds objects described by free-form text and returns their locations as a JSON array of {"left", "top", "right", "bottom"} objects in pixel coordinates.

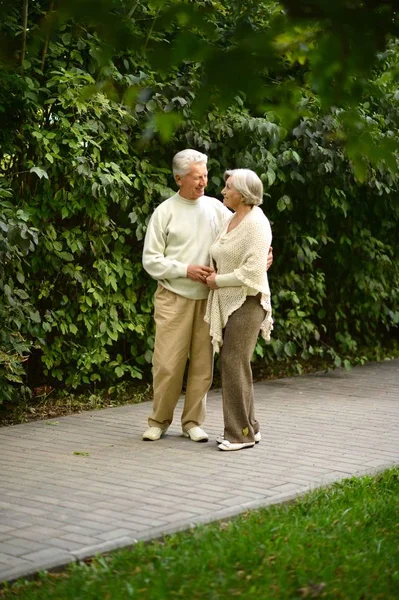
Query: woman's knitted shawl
[{"left": 205, "top": 206, "right": 273, "bottom": 352}]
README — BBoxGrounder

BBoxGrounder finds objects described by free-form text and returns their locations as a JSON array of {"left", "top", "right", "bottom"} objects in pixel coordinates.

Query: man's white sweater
[{"left": 143, "top": 192, "right": 230, "bottom": 300}]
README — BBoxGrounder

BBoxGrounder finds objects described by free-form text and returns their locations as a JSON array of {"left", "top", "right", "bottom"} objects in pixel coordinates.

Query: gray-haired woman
[{"left": 205, "top": 169, "right": 273, "bottom": 451}]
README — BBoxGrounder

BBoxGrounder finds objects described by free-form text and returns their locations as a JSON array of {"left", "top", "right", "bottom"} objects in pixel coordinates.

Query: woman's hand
[
  {"left": 267, "top": 246, "right": 273, "bottom": 271},
  {"left": 206, "top": 272, "right": 218, "bottom": 290}
]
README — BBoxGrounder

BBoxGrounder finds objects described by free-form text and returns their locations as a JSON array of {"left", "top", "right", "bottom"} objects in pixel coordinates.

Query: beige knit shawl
[{"left": 204, "top": 206, "right": 273, "bottom": 352}]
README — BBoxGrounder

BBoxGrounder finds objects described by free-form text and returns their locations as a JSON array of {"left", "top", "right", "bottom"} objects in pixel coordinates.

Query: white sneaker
[
  {"left": 218, "top": 440, "right": 255, "bottom": 451},
  {"left": 216, "top": 432, "right": 261, "bottom": 444},
  {"left": 183, "top": 426, "right": 209, "bottom": 442},
  {"left": 142, "top": 426, "right": 167, "bottom": 441}
]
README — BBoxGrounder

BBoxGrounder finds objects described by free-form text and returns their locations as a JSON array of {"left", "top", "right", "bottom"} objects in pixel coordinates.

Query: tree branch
[
  {"left": 21, "top": 0, "right": 29, "bottom": 68},
  {"left": 41, "top": 1, "right": 55, "bottom": 73},
  {"left": 128, "top": 1, "right": 139, "bottom": 19}
]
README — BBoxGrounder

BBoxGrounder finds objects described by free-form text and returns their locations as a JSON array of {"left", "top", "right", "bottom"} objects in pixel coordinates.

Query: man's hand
[
  {"left": 206, "top": 272, "right": 218, "bottom": 290},
  {"left": 267, "top": 246, "right": 273, "bottom": 271},
  {"left": 187, "top": 265, "right": 214, "bottom": 283}
]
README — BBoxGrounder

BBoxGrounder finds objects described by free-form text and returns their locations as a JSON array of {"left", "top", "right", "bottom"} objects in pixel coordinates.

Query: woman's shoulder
[
  {"left": 250, "top": 206, "right": 268, "bottom": 219},
  {"left": 247, "top": 207, "right": 270, "bottom": 228},
  {"left": 243, "top": 209, "right": 272, "bottom": 246}
]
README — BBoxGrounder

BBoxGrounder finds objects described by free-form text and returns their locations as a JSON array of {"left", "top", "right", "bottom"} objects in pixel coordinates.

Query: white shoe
[
  {"left": 142, "top": 426, "right": 168, "bottom": 441},
  {"left": 216, "top": 432, "right": 261, "bottom": 444},
  {"left": 183, "top": 426, "right": 209, "bottom": 442},
  {"left": 218, "top": 440, "right": 255, "bottom": 451}
]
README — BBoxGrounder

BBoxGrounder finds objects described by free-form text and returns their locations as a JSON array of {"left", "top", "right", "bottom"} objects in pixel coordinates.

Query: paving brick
[
  {"left": 61, "top": 524, "right": 111, "bottom": 537},
  {"left": 119, "top": 515, "right": 167, "bottom": 528},
  {"left": 0, "top": 526, "right": 13, "bottom": 535},
  {"left": 72, "top": 537, "right": 134, "bottom": 560},
  {"left": 0, "top": 553, "right": 32, "bottom": 568},
  {"left": 162, "top": 511, "right": 199, "bottom": 524},
  {"left": 0, "top": 358, "right": 398, "bottom": 584},
  {"left": 16, "top": 548, "right": 74, "bottom": 569},
  {"left": 45, "top": 538, "right": 88, "bottom": 552},
  {"left": 59, "top": 533, "right": 101, "bottom": 545},
  {"left": 0, "top": 539, "right": 48, "bottom": 556},
  {"left": 97, "top": 528, "right": 144, "bottom": 541}
]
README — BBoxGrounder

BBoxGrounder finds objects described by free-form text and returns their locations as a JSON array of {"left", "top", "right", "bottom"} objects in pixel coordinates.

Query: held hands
[
  {"left": 206, "top": 272, "right": 218, "bottom": 290},
  {"left": 188, "top": 247, "right": 273, "bottom": 288},
  {"left": 187, "top": 264, "right": 214, "bottom": 283}
]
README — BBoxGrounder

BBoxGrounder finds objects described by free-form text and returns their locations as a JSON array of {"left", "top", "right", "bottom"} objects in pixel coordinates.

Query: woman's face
[{"left": 222, "top": 177, "right": 242, "bottom": 211}]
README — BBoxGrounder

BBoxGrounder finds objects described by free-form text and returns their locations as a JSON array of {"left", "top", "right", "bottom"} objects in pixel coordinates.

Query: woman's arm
[{"left": 206, "top": 241, "right": 273, "bottom": 290}]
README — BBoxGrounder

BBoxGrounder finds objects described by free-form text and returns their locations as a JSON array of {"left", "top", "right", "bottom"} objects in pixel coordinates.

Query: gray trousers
[{"left": 220, "top": 294, "right": 266, "bottom": 444}]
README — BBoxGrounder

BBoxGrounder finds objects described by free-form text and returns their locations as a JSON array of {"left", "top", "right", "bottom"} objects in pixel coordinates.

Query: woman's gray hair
[
  {"left": 172, "top": 149, "right": 208, "bottom": 177},
  {"left": 224, "top": 168, "right": 263, "bottom": 206}
]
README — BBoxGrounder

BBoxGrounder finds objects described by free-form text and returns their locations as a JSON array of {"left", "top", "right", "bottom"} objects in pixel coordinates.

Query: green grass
[{"left": 2, "top": 468, "right": 399, "bottom": 599}]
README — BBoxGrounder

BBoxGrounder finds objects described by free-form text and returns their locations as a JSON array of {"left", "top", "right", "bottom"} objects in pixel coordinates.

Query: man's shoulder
[
  {"left": 202, "top": 194, "right": 220, "bottom": 205},
  {"left": 151, "top": 193, "right": 179, "bottom": 214},
  {"left": 160, "top": 192, "right": 180, "bottom": 205},
  {"left": 202, "top": 195, "right": 230, "bottom": 215}
]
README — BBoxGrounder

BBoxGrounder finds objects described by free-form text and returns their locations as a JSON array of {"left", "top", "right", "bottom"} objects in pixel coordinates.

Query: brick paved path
[{"left": 0, "top": 359, "right": 398, "bottom": 583}]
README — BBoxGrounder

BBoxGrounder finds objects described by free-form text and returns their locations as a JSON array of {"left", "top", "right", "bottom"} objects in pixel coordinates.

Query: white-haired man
[{"left": 142, "top": 149, "right": 271, "bottom": 442}]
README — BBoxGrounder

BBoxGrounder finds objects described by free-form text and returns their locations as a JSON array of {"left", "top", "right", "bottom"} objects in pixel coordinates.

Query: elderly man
[{"left": 142, "top": 149, "right": 272, "bottom": 442}]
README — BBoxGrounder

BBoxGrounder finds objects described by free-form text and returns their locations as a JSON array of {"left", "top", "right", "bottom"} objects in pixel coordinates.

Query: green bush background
[{"left": 1, "top": 1, "right": 398, "bottom": 403}]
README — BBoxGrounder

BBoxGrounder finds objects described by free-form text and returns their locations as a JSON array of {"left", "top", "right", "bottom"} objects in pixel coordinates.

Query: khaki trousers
[
  {"left": 149, "top": 284, "right": 213, "bottom": 430},
  {"left": 220, "top": 294, "right": 266, "bottom": 444}
]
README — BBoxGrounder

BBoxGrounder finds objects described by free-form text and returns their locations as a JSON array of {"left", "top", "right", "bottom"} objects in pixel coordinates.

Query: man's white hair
[
  {"left": 224, "top": 168, "right": 263, "bottom": 206},
  {"left": 172, "top": 149, "right": 208, "bottom": 177}
]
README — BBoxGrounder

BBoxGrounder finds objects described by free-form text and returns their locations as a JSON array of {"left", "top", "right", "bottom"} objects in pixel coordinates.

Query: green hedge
[{"left": 0, "top": 1, "right": 398, "bottom": 403}]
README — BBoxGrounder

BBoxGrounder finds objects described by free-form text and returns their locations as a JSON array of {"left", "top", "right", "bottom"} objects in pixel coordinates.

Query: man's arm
[
  {"left": 142, "top": 210, "right": 187, "bottom": 280},
  {"left": 142, "top": 209, "right": 214, "bottom": 283}
]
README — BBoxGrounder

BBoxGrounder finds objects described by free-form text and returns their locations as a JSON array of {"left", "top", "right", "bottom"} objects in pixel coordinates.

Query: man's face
[{"left": 175, "top": 163, "right": 208, "bottom": 200}]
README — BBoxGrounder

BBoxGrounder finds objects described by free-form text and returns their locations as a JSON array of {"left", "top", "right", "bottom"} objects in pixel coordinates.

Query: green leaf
[
  {"left": 154, "top": 112, "right": 183, "bottom": 142},
  {"left": 59, "top": 252, "right": 74, "bottom": 262},
  {"left": 14, "top": 289, "right": 29, "bottom": 300},
  {"left": 267, "top": 170, "right": 276, "bottom": 186},
  {"left": 29, "top": 311, "right": 41, "bottom": 323},
  {"left": 146, "top": 99, "right": 157, "bottom": 111},
  {"left": 30, "top": 167, "right": 49, "bottom": 180},
  {"left": 334, "top": 356, "right": 342, "bottom": 368},
  {"left": 277, "top": 195, "right": 291, "bottom": 212},
  {"left": 284, "top": 342, "right": 297, "bottom": 357}
]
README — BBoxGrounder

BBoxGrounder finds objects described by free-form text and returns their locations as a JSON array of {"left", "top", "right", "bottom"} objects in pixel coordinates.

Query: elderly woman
[{"left": 205, "top": 168, "right": 273, "bottom": 451}]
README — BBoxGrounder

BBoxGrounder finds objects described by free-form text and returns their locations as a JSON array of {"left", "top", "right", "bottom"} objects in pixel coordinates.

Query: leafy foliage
[
  {"left": 0, "top": 1, "right": 398, "bottom": 402},
  {"left": 0, "top": 194, "right": 39, "bottom": 403}
]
